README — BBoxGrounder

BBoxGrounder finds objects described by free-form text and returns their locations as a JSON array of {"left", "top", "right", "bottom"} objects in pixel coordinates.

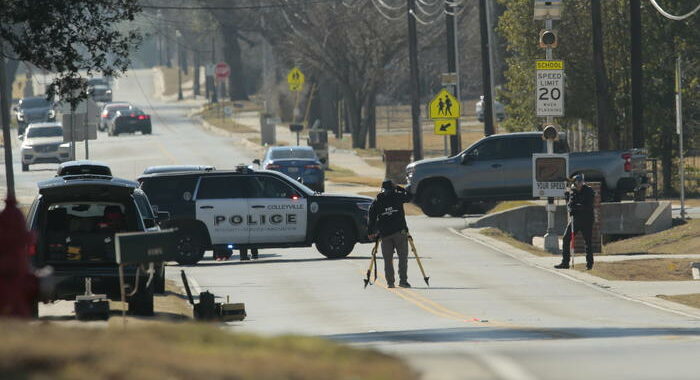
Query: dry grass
[
  {"left": 329, "top": 130, "right": 483, "bottom": 158},
  {"left": 479, "top": 227, "right": 552, "bottom": 257},
  {"left": 573, "top": 258, "right": 695, "bottom": 281},
  {"left": 603, "top": 220, "right": 700, "bottom": 256},
  {"left": 159, "top": 66, "right": 194, "bottom": 96},
  {"left": 0, "top": 321, "right": 416, "bottom": 380},
  {"left": 198, "top": 105, "right": 256, "bottom": 134},
  {"left": 658, "top": 294, "right": 700, "bottom": 309},
  {"left": 358, "top": 191, "right": 423, "bottom": 216},
  {"left": 12, "top": 76, "right": 29, "bottom": 99},
  {"left": 325, "top": 165, "right": 383, "bottom": 188},
  {"left": 487, "top": 201, "right": 535, "bottom": 214}
]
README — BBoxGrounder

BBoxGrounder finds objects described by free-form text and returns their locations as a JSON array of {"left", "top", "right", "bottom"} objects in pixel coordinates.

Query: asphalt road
[{"left": 8, "top": 70, "right": 700, "bottom": 380}]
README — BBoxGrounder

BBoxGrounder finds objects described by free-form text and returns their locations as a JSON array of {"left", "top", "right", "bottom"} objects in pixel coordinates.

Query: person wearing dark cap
[
  {"left": 555, "top": 174, "right": 596, "bottom": 270},
  {"left": 368, "top": 179, "right": 413, "bottom": 288}
]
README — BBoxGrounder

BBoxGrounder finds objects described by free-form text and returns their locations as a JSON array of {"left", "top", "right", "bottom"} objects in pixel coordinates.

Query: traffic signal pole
[
  {"left": 407, "top": 0, "right": 423, "bottom": 161},
  {"left": 543, "top": 17, "right": 559, "bottom": 253},
  {"left": 478, "top": 0, "right": 495, "bottom": 136},
  {"left": 445, "top": 2, "right": 462, "bottom": 155}
]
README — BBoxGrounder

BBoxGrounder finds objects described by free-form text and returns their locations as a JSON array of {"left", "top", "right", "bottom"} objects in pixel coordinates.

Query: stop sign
[{"left": 215, "top": 62, "right": 230, "bottom": 79}]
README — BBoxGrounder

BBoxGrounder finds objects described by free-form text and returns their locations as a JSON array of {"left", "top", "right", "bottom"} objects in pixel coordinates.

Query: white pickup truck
[{"left": 405, "top": 132, "right": 648, "bottom": 217}]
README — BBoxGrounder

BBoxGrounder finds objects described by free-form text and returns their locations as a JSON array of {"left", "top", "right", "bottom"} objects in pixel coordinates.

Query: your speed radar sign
[{"left": 536, "top": 60, "right": 564, "bottom": 117}]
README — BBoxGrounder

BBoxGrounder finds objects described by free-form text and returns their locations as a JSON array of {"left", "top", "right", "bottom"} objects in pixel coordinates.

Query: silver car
[{"left": 20, "top": 122, "right": 73, "bottom": 172}]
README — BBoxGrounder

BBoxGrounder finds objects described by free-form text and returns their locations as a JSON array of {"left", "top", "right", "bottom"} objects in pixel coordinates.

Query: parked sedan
[
  {"left": 260, "top": 146, "right": 325, "bottom": 192},
  {"left": 20, "top": 122, "right": 73, "bottom": 171},
  {"left": 107, "top": 107, "right": 152, "bottom": 136},
  {"left": 99, "top": 102, "right": 131, "bottom": 131},
  {"left": 14, "top": 96, "right": 57, "bottom": 135}
]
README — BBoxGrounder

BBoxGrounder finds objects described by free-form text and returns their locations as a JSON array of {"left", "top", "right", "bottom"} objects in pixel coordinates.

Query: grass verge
[
  {"left": 573, "top": 258, "right": 696, "bottom": 281},
  {"left": 329, "top": 130, "right": 483, "bottom": 158},
  {"left": 0, "top": 321, "right": 416, "bottom": 380},
  {"left": 487, "top": 201, "right": 535, "bottom": 214},
  {"left": 658, "top": 294, "right": 700, "bottom": 309},
  {"left": 198, "top": 104, "right": 256, "bottom": 134},
  {"left": 479, "top": 227, "right": 551, "bottom": 257},
  {"left": 325, "top": 165, "right": 383, "bottom": 188},
  {"left": 603, "top": 219, "right": 700, "bottom": 256}
]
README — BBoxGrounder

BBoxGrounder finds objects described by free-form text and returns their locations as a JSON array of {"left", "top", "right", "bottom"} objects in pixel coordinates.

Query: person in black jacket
[
  {"left": 555, "top": 174, "right": 596, "bottom": 270},
  {"left": 368, "top": 179, "right": 413, "bottom": 288}
]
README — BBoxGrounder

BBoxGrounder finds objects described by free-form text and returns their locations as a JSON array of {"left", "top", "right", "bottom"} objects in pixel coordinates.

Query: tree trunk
[
  {"left": 193, "top": 53, "right": 200, "bottom": 97},
  {"left": 366, "top": 92, "right": 377, "bottom": 149},
  {"left": 220, "top": 24, "right": 248, "bottom": 100},
  {"left": 345, "top": 93, "right": 363, "bottom": 148},
  {"left": 591, "top": 0, "right": 611, "bottom": 150}
]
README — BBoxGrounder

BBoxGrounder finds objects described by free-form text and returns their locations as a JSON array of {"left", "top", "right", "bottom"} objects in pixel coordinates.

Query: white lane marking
[
  {"left": 470, "top": 350, "right": 537, "bottom": 380},
  {"left": 449, "top": 227, "right": 700, "bottom": 320}
]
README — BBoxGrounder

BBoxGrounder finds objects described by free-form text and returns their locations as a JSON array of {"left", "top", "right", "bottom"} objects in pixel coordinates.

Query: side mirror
[
  {"left": 319, "top": 157, "right": 327, "bottom": 164},
  {"left": 252, "top": 159, "right": 261, "bottom": 166},
  {"left": 156, "top": 211, "right": 170, "bottom": 223},
  {"left": 144, "top": 218, "right": 157, "bottom": 229},
  {"left": 461, "top": 152, "right": 475, "bottom": 164}
]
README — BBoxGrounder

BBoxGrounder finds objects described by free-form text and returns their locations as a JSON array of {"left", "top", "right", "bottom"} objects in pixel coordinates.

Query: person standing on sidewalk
[
  {"left": 368, "top": 180, "right": 413, "bottom": 288},
  {"left": 555, "top": 174, "right": 596, "bottom": 270}
]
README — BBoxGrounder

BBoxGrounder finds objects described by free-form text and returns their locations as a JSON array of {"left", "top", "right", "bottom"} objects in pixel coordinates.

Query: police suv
[{"left": 138, "top": 167, "right": 373, "bottom": 265}]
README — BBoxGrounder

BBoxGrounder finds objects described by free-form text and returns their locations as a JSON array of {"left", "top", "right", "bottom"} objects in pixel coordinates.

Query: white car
[{"left": 20, "top": 122, "right": 73, "bottom": 172}]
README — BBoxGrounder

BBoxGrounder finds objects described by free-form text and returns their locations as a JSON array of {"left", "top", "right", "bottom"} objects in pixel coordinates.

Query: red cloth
[{"left": 0, "top": 196, "right": 38, "bottom": 318}]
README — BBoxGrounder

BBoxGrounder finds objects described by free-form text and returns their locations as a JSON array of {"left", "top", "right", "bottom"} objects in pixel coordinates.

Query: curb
[{"left": 451, "top": 227, "right": 700, "bottom": 320}]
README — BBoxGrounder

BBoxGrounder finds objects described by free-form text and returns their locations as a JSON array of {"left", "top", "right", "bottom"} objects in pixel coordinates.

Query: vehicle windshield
[
  {"left": 21, "top": 97, "right": 51, "bottom": 108},
  {"left": 27, "top": 127, "right": 62, "bottom": 138},
  {"left": 88, "top": 78, "right": 108, "bottom": 87},
  {"left": 270, "top": 149, "right": 317, "bottom": 160}
]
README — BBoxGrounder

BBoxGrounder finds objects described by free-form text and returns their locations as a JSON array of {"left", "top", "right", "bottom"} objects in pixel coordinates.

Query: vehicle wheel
[
  {"left": 448, "top": 202, "right": 470, "bottom": 217},
  {"left": 128, "top": 281, "right": 154, "bottom": 316},
  {"left": 420, "top": 183, "right": 454, "bottom": 217},
  {"left": 22, "top": 163, "right": 29, "bottom": 172},
  {"left": 153, "top": 265, "right": 166, "bottom": 295},
  {"left": 316, "top": 218, "right": 356, "bottom": 258},
  {"left": 175, "top": 230, "right": 205, "bottom": 265},
  {"left": 143, "top": 128, "right": 152, "bottom": 135}
]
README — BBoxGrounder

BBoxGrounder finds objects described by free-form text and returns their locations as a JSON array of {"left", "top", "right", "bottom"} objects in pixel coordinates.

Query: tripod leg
[{"left": 407, "top": 235, "right": 430, "bottom": 286}]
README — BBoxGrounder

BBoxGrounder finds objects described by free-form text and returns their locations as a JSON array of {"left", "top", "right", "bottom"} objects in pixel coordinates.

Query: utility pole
[
  {"left": 211, "top": 33, "right": 218, "bottom": 104},
  {"left": 0, "top": 58, "right": 15, "bottom": 200},
  {"left": 591, "top": 0, "right": 610, "bottom": 150},
  {"left": 407, "top": 0, "right": 423, "bottom": 161},
  {"left": 630, "top": 0, "right": 644, "bottom": 149},
  {"left": 676, "top": 55, "right": 685, "bottom": 219},
  {"left": 445, "top": 1, "right": 462, "bottom": 155},
  {"left": 478, "top": 0, "right": 495, "bottom": 136},
  {"left": 176, "top": 30, "right": 183, "bottom": 101}
]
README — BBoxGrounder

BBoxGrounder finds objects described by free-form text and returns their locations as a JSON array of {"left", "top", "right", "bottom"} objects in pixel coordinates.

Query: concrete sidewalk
[{"left": 457, "top": 226, "right": 700, "bottom": 319}]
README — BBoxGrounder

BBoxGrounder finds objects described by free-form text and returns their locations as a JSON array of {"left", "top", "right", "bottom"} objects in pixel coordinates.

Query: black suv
[
  {"left": 27, "top": 175, "right": 161, "bottom": 315},
  {"left": 138, "top": 168, "right": 373, "bottom": 265}
]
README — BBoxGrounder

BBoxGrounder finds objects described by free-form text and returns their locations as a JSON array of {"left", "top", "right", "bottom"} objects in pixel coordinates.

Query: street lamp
[{"left": 176, "top": 29, "right": 183, "bottom": 101}]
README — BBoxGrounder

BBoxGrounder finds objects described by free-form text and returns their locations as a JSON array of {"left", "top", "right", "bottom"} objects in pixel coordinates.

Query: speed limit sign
[{"left": 536, "top": 60, "right": 564, "bottom": 117}]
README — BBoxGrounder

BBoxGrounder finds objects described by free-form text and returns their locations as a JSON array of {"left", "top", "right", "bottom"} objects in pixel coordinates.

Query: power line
[
  {"left": 649, "top": 0, "right": 700, "bottom": 20},
  {"left": 140, "top": 0, "right": 338, "bottom": 11}
]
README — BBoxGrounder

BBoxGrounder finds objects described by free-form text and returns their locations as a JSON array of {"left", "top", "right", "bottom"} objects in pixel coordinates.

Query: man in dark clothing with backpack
[
  {"left": 555, "top": 174, "right": 596, "bottom": 270},
  {"left": 368, "top": 179, "right": 413, "bottom": 288}
]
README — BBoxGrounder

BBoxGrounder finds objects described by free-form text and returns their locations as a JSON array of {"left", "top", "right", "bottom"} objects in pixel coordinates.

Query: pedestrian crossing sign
[
  {"left": 429, "top": 89, "right": 460, "bottom": 120},
  {"left": 434, "top": 119, "right": 457, "bottom": 135},
  {"left": 287, "top": 67, "right": 305, "bottom": 92}
]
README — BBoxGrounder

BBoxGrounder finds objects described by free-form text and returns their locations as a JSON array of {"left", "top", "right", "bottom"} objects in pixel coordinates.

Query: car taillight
[
  {"left": 27, "top": 243, "right": 36, "bottom": 256},
  {"left": 265, "top": 164, "right": 281, "bottom": 169},
  {"left": 304, "top": 164, "right": 321, "bottom": 170},
  {"left": 138, "top": 115, "right": 145, "bottom": 120},
  {"left": 101, "top": 111, "right": 108, "bottom": 118},
  {"left": 130, "top": 113, "right": 136, "bottom": 118},
  {"left": 622, "top": 153, "right": 632, "bottom": 172},
  {"left": 291, "top": 194, "right": 300, "bottom": 200}
]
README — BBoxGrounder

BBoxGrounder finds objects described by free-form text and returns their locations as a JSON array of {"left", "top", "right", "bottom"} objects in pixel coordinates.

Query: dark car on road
[
  {"left": 26, "top": 175, "right": 161, "bottom": 315},
  {"left": 260, "top": 146, "right": 325, "bottom": 192},
  {"left": 87, "top": 77, "right": 113, "bottom": 103},
  {"left": 98, "top": 102, "right": 130, "bottom": 131},
  {"left": 14, "top": 96, "right": 57, "bottom": 135},
  {"left": 107, "top": 107, "right": 151, "bottom": 136},
  {"left": 138, "top": 167, "right": 372, "bottom": 265}
]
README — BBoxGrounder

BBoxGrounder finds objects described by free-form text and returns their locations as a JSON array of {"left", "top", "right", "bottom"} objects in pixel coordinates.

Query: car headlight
[
  {"left": 356, "top": 201, "right": 372, "bottom": 211},
  {"left": 17, "top": 112, "right": 24, "bottom": 121},
  {"left": 22, "top": 144, "right": 32, "bottom": 149},
  {"left": 106, "top": 90, "right": 112, "bottom": 94},
  {"left": 60, "top": 142, "right": 71, "bottom": 148},
  {"left": 48, "top": 109, "right": 56, "bottom": 118}
]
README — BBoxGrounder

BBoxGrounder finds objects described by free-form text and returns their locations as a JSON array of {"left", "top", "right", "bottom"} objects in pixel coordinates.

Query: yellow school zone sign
[
  {"left": 434, "top": 119, "right": 457, "bottom": 135},
  {"left": 287, "top": 67, "right": 305, "bottom": 92},
  {"left": 429, "top": 89, "right": 460, "bottom": 120}
]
